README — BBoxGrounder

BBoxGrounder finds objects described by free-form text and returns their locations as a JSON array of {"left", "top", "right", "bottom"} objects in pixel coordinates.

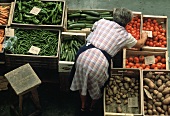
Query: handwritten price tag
[
  {"left": 5, "top": 28, "right": 14, "bottom": 37},
  {"left": 145, "top": 55, "right": 155, "bottom": 65},
  {"left": 128, "top": 97, "right": 138, "bottom": 107},
  {"left": 28, "top": 46, "right": 40, "bottom": 55},
  {"left": 30, "top": 6, "right": 41, "bottom": 15},
  {"left": 142, "top": 30, "right": 152, "bottom": 38}
]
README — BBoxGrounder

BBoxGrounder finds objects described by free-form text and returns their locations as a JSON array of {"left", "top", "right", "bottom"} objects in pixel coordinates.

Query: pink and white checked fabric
[{"left": 70, "top": 19, "right": 136, "bottom": 100}]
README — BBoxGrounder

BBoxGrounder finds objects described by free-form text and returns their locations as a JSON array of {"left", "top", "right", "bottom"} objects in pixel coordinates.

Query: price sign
[
  {"left": 145, "top": 55, "right": 155, "bottom": 65},
  {"left": 81, "top": 28, "right": 91, "bottom": 31},
  {"left": 128, "top": 97, "right": 138, "bottom": 107},
  {"left": 144, "top": 88, "right": 152, "bottom": 99},
  {"left": 28, "top": 46, "right": 40, "bottom": 55},
  {"left": 142, "top": 30, "right": 152, "bottom": 38},
  {"left": 30, "top": 6, "right": 41, "bottom": 15},
  {"left": 5, "top": 28, "right": 14, "bottom": 37}
]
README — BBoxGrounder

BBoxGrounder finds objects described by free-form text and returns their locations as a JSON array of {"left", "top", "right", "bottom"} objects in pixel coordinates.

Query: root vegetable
[
  {"left": 146, "top": 72, "right": 153, "bottom": 78},
  {"left": 162, "top": 87, "right": 170, "bottom": 95},
  {"left": 148, "top": 110, "right": 153, "bottom": 115},
  {"left": 124, "top": 76, "right": 131, "bottom": 82},
  {"left": 156, "top": 107, "right": 163, "bottom": 113},
  {"left": 155, "top": 102, "right": 162, "bottom": 106},
  {"left": 163, "top": 97, "right": 170, "bottom": 105},
  {"left": 158, "top": 84, "right": 166, "bottom": 92},
  {"left": 157, "top": 92, "right": 163, "bottom": 99},
  {"left": 143, "top": 85, "right": 149, "bottom": 90},
  {"left": 113, "top": 87, "right": 118, "bottom": 94},
  {"left": 153, "top": 109, "right": 158, "bottom": 115},
  {"left": 117, "top": 106, "right": 122, "bottom": 113},
  {"left": 163, "top": 105, "right": 168, "bottom": 111},
  {"left": 166, "top": 81, "right": 170, "bottom": 87},
  {"left": 157, "top": 79, "right": 162, "bottom": 87},
  {"left": 153, "top": 90, "right": 159, "bottom": 95},
  {"left": 144, "top": 78, "right": 155, "bottom": 89}
]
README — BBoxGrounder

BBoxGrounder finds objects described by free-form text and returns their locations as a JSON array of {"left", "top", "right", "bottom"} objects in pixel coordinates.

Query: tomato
[
  {"left": 151, "top": 63, "right": 156, "bottom": 69},
  {"left": 145, "top": 67, "right": 150, "bottom": 70},
  {"left": 135, "top": 63, "right": 140, "bottom": 68},
  {"left": 149, "top": 42, "right": 154, "bottom": 47},
  {"left": 157, "top": 62, "right": 162, "bottom": 69},
  {"left": 153, "top": 36, "right": 158, "bottom": 41},
  {"left": 162, "top": 29, "right": 166, "bottom": 33},
  {"left": 153, "top": 19, "right": 157, "bottom": 23},
  {"left": 128, "top": 57, "right": 133, "bottom": 62},
  {"left": 128, "top": 62, "right": 134, "bottom": 67},
  {"left": 156, "top": 56, "right": 162, "bottom": 61},
  {"left": 134, "top": 57, "right": 139, "bottom": 63},
  {"left": 161, "top": 64, "right": 166, "bottom": 69},
  {"left": 139, "top": 55, "right": 145, "bottom": 63},
  {"left": 138, "top": 66, "right": 143, "bottom": 70},
  {"left": 141, "top": 64, "right": 146, "bottom": 69},
  {"left": 161, "top": 58, "right": 166, "bottom": 63},
  {"left": 162, "top": 37, "right": 166, "bottom": 41},
  {"left": 162, "top": 41, "right": 167, "bottom": 46},
  {"left": 126, "top": 65, "right": 131, "bottom": 68},
  {"left": 154, "top": 67, "right": 158, "bottom": 70},
  {"left": 146, "top": 65, "right": 150, "bottom": 69},
  {"left": 152, "top": 31, "right": 157, "bottom": 37},
  {"left": 155, "top": 58, "right": 158, "bottom": 63}
]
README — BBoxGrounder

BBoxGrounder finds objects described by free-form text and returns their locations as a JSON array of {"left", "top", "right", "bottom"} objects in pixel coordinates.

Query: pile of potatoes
[
  {"left": 143, "top": 71, "right": 170, "bottom": 115},
  {"left": 105, "top": 75, "right": 140, "bottom": 113}
]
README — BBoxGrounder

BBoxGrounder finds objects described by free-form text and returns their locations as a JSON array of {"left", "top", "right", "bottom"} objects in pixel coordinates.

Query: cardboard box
[{"left": 104, "top": 68, "right": 142, "bottom": 116}]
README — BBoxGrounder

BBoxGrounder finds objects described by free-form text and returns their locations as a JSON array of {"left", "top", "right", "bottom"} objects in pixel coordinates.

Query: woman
[{"left": 70, "top": 8, "right": 148, "bottom": 114}]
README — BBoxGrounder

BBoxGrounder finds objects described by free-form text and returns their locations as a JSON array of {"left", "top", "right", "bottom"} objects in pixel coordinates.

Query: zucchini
[
  {"left": 86, "top": 16, "right": 100, "bottom": 21},
  {"left": 82, "top": 10, "right": 100, "bottom": 17},
  {"left": 68, "top": 23, "right": 86, "bottom": 29}
]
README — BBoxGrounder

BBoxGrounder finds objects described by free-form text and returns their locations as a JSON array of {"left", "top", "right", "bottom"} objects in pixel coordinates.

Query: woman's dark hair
[{"left": 113, "top": 8, "right": 133, "bottom": 27}]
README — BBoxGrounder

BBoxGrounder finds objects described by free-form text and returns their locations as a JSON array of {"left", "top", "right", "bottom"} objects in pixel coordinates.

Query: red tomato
[
  {"left": 155, "top": 58, "right": 158, "bottom": 63},
  {"left": 161, "top": 58, "right": 166, "bottom": 63},
  {"left": 128, "top": 62, "right": 134, "bottom": 67},
  {"left": 151, "top": 63, "right": 156, "bottom": 69},
  {"left": 156, "top": 56, "right": 162, "bottom": 61},
  {"left": 134, "top": 57, "right": 139, "bottom": 63},
  {"left": 162, "top": 41, "right": 167, "bottom": 46},
  {"left": 128, "top": 57, "right": 133, "bottom": 62},
  {"left": 152, "top": 31, "right": 157, "bottom": 37},
  {"left": 161, "top": 64, "right": 166, "bottom": 69},
  {"left": 149, "top": 42, "right": 154, "bottom": 46},
  {"left": 141, "top": 64, "right": 146, "bottom": 69},
  {"left": 139, "top": 55, "right": 145, "bottom": 63},
  {"left": 157, "top": 62, "right": 162, "bottom": 69}
]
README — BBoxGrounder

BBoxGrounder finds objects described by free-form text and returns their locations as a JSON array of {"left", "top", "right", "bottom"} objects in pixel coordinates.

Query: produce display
[
  {"left": 60, "top": 35, "right": 85, "bottom": 61},
  {"left": 126, "top": 55, "right": 166, "bottom": 70},
  {"left": 13, "top": 0, "right": 64, "bottom": 25},
  {"left": 0, "top": 4, "right": 11, "bottom": 25},
  {"left": 5, "top": 29, "right": 59, "bottom": 56},
  {"left": 105, "top": 69, "right": 141, "bottom": 114},
  {"left": 67, "top": 10, "right": 113, "bottom": 30},
  {"left": 143, "top": 71, "right": 170, "bottom": 115},
  {"left": 126, "top": 15, "right": 141, "bottom": 40},
  {"left": 0, "top": 29, "right": 4, "bottom": 52},
  {"left": 143, "top": 18, "right": 167, "bottom": 48}
]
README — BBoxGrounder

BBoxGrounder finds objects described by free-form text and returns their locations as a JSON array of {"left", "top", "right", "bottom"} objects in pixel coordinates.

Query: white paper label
[
  {"left": 142, "top": 30, "right": 152, "bottom": 38},
  {"left": 128, "top": 97, "right": 138, "bottom": 107},
  {"left": 144, "top": 88, "right": 152, "bottom": 99},
  {"left": 81, "top": 28, "right": 91, "bottom": 31},
  {"left": 30, "top": 7, "right": 41, "bottom": 15},
  {"left": 5, "top": 28, "right": 14, "bottom": 37},
  {"left": 28, "top": 46, "right": 40, "bottom": 55},
  {"left": 145, "top": 55, "right": 155, "bottom": 65}
]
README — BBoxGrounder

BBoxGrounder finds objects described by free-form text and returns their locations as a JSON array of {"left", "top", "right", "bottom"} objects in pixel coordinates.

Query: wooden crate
[
  {"left": 142, "top": 15, "right": 168, "bottom": 51},
  {"left": 64, "top": 9, "right": 113, "bottom": 34},
  {"left": 0, "top": 2, "right": 15, "bottom": 26},
  {"left": 123, "top": 49, "right": 169, "bottom": 70},
  {"left": 142, "top": 70, "right": 170, "bottom": 116},
  {"left": 11, "top": 0, "right": 66, "bottom": 30},
  {"left": 5, "top": 28, "right": 61, "bottom": 69},
  {"left": 104, "top": 68, "right": 142, "bottom": 116},
  {"left": 59, "top": 32, "right": 86, "bottom": 72}
]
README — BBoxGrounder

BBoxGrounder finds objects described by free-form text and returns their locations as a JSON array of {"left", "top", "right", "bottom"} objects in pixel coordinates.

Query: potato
[
  {"left": 166, "top": 81, "right": 170, "bottom": 87},
  {"left": 113, "top": 86, "right": 118, "bottom": 94},
  {"left": 160, "top": 75, "right": 166, "bottom": 81},
  {"left": 144, "top": 78, "right": 155, "bottom": 89},
  {"left": 168, "top": 107, "right": 170, "bottom": 115},
  {"left": 148, "top": 109, "right": 153, "bottom": 115},
  {"left": 146, "top": 71, "right": 153, "bottom": 78},
  {"left": 124, "top": 76, "right": 131, "bottom": 82},
  {"left": 117, "top": 106, "right": 122, "bottom": 113},
  {"left": 153, "top": 90, "right": 159, "bottom": 95},
  {"left": 158, "top": 84, "right": 166, "bottom": 92},
  {"left": 165, "top": 94, "right": 170, "bottom": 98},
  {"left": 163, "top": 105, "right": 168, "bottom": 111},
  {"left": 162, "top": 87, "right": 170, "bottom": 95},
  {"left": 153, "top": 109, "right": 158, "bottom": 115},
  {"left": 156, "top": 107, "right": 163, "bottom": 113},
  {"left": 106, "top": 101, "right": 111, "bottom": 105},
  {"left": 144, "top": 85, "right": 149, "bottom": 90},
  {"left": 163, "top": 97, "right": 170, "bottom": 105},
  {"left": 147, "top": 103, "right": 153, "bottom": 109},
  {"left": 157, "top": 79, "right": 162, "bottom": 87},
  {"left": 155, "top": 102, "right": 162, "bottom": 107},
  {"left": 157, "top": 92, "right": 163, "bottom": 99}
]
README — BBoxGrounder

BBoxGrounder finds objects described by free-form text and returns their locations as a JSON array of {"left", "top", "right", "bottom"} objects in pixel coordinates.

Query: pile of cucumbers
[
  {"left": 67, "top": 10, "right": 113, "bottom": 30},
  {"left": 60, "top": 35, "right": 85, "bottom": 61}
]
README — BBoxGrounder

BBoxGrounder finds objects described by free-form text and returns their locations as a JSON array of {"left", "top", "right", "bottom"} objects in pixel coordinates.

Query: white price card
[
  {"left": 5, "top": 28, "right": 14, "bottom": 37},
  {"left": 30, "top": 6, "right": 41, "bottom": 15},
  {"left": 28, "top": 46, "right": 40, "bottom": 55},
  {"left": 144, "top": 55, "right": 155, "bottom": 65},
  {"left": 144, "top": 88, "right": 152, "bottom": 99},
  {"left": 142, "top": 30, "right": 152, "bottom": 38},
  {"left": 128, "top": 97, "right": 138, "bottom": 107},
  {"left": 81, "top": 28, "right": 91, "bottom": 31}
]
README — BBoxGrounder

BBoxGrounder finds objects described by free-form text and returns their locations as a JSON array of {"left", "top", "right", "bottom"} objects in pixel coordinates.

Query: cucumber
[
  {"left": 82, "top": 10, "right": 100, "bottom": 17},
  {"left": 68, "top": 13, "right": 81, "bottom": 18},
  {"left": 68, "top": 23, "right": 86, "bottom": 29},
  {"left": 77, "top": 20, "right": 94, "bottom": 24},
  {"left": 80, "top": 14, "right": 91, "bottom": 17},
  {"left": 102, "top": 17, "right": 113, "bottom": 20},
  {"left": 99, "top": 11, "right": 111, "bottom": 15},
  {"left": 86, "top": 16, "right": 100, "bottom": 21}
]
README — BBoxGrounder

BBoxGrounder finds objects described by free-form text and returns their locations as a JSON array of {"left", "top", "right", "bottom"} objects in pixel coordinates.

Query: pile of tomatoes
[
  {"left": 143, "top": 18, "right": 167, "bottom": 47},
  {"left": 126, "top": 55, "right": 166, "bottom": 70},
  {"left": 126, "top": 16, "right": 141, "bottom": 40}
]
